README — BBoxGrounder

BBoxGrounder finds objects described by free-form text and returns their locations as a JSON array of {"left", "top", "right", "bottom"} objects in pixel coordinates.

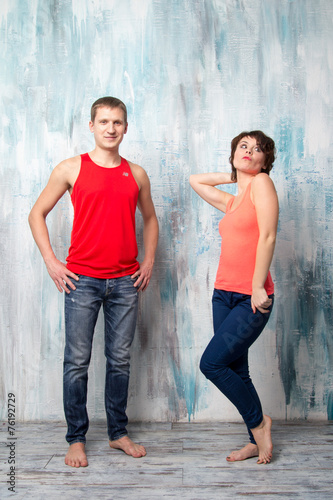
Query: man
[{"left": 28, "top": 97, "right": 159, "bottom": 468}]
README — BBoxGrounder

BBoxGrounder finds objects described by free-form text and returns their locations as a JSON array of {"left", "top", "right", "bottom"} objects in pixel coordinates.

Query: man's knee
[{"left": 105, "top": 349, "right": 131, "bottom": 376}]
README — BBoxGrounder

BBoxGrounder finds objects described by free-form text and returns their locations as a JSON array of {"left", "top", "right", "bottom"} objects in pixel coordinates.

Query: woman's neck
[{"left": 236, "top": 171, "right": 255, "bottom": 195}]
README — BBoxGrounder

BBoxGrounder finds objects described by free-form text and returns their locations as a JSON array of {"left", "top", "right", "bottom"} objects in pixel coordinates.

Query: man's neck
[{"left": 89, "top": 147, "right": 122, "bottom": 168}]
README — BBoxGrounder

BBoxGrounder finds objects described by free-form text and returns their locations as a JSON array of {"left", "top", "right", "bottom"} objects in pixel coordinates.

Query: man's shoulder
[
  {"left": 126, "top": 159, "right": 143, "bottom": 171},
  {"left": 54, "top": 155, "right": 81, "bottom": 176},
  {"left": 127, "top": 160, "right": 148, "bottom": 178},
  {"left": 127, "top": 161, "right": 149, "bottom": 190},
  {"left": 51, "top": 155, "right": 82, "bottom": 187},
  {"left": 58, "top": 154, "right": 82, "bottom": 170}
]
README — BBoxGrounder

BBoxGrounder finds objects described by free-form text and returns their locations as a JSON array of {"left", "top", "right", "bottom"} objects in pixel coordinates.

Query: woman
[{"left": 190, "top": 131, "right": 278, "bottom": 464}]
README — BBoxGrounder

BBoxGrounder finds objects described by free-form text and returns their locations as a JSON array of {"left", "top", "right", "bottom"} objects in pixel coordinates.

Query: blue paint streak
[{"left": 328, "top": 392, "right": 333, "bottom": 420}]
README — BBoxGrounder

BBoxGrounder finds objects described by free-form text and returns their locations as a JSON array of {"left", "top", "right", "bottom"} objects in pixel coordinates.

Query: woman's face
[{"left": 233, "top": 136, "right": 266, "bottom": 176}]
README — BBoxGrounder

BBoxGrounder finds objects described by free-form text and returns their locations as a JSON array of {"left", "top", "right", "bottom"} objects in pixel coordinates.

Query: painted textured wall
[{"left": 1, "top": 0, "right": 332, "bottom": 423}]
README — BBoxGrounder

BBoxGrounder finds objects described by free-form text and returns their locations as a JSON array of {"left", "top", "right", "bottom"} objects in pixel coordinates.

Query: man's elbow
[
  {"left": 144, "top": 212, "right": 158, "bottom": 228},
  {"left": 28, "top": 208, "right": 46, "bottom": 230}
]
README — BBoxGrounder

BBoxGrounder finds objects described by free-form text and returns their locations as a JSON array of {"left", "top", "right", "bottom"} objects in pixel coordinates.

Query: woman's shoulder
[
  {"left": 252, "top": 173, "right": 276, "bottom": 192},
  {"left": 251, "top": 173, "right": 277, "bottom": 205}
]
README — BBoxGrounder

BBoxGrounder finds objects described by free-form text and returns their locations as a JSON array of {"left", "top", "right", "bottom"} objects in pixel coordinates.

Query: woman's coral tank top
[
  {"left": 214, "top": 182, "right": 274, "bottom": 295},
  {"left": 66, "top": 153, "right": 140, "bottom": 279}
]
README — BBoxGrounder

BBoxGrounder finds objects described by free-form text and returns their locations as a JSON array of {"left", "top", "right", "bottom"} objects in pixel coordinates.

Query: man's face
[{"left": 89, "top": 106, "right": 128, "bottom": 151}]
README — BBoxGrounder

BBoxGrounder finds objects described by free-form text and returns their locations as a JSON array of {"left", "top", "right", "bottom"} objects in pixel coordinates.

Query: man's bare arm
[
  {"left": 130, "top": 163, "right": 159, "bottom": 291},
  {"left": 28, "top": 158, "right": 80, "bottom": 293}
]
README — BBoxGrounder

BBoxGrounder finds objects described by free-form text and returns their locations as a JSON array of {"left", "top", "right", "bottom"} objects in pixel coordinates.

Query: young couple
[{"left": 29, "top": 96, "right": 278, "bottom": 467}]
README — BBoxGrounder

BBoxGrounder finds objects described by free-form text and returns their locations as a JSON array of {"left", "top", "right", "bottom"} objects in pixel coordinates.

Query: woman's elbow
[
  {"left": 189, "top": 174, "right": 199, "bottom": 190},
  {"left": 189, "top": 174, "right": 194, "bottom": 187},
  {"left": 28, "top": 209, "right": 35, "bottom": 227},
  {"left": 259, "top": 233, "right": 276, "bottom": 247},
  {"left": 266, "top": 234, "right": 277, "bottom": 248}
]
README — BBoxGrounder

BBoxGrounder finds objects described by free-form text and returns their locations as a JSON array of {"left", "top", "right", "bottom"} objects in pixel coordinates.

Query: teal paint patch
[
  {"left": 328, "top": 392, "right": 333, "bottom": 420},
  {"left": 169, "top": 352, "right": 197, "bottom": 422},
  {"left": 276, "top": 239, "right": 333, "bottom": 417}
]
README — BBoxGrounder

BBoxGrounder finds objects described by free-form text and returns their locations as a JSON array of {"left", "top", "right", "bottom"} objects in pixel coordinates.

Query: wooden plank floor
[{"left": 1, "top": 420, "right": 332, "bottom": 499}]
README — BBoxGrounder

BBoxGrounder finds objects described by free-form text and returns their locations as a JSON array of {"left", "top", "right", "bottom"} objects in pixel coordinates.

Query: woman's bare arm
[{"left": 189, "top": 172, "right": 235, "bottom": 213}]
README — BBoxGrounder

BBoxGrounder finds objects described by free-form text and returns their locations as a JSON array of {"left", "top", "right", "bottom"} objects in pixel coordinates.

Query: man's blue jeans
[
  {"left": 64, "top": 274, "right": 138, "bottom": 444},
  {"left": 200, "top": 289, "right": 274, "bottom": 444}
]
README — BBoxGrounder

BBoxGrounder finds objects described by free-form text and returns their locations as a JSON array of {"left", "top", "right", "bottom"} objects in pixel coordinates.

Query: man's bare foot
[
  {"left": 65, "top": 442, "right": 88, "bottom": 468},
  {"left": 109, "top": 436, "right": 146, "bottom": 458},
  {"left": 251, "top": 415, "right": 273, "bottom": 464},
  {"left": 226, "top": 443, "right": 259, "bottom": 462}
]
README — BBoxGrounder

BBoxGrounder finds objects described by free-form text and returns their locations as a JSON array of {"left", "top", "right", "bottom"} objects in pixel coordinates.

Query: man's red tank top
[
  {"left": 66, "top": 153, "right": 140, "bottom": 279},
  {"left": 214, "top": 182, "right": 274, "bottom": 295}
]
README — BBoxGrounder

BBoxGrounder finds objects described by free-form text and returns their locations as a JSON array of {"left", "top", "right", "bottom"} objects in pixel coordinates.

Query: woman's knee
[
  {"left": 200, "top": 352, "right": 219, "bottom": 379},
  {"left": 199, "top": 353, "right": 208, "bottom": 377}
]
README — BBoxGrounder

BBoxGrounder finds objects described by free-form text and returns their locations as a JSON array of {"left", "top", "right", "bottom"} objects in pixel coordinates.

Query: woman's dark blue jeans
[{"left": 200, "top": 289, "right": 274, "bottom": 444}]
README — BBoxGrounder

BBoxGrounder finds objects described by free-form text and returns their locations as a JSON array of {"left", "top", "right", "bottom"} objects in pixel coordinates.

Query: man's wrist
[
  {"left": 142, "top": 256, "right": 155, "bottom": 267},
  {"left": 44, "top": 252, "right": 58, "bottom": 266}
]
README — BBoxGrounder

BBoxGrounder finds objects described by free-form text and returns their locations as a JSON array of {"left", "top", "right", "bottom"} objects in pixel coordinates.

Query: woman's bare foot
[
  {"left": 65, "top": 442, "right": 88, "bottom": 468},
  {"left": 251, "top": 415, "right": 273, "bottom": 464},
  {"left": 109, "top": 436, "right": 146, "bottom": 458},
  {"left": 226, "top": 443, "right": 259, "bottom": 462}
]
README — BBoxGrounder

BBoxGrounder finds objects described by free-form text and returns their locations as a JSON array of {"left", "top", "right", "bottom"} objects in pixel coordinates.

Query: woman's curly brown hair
[{"left": 229, "top": 130, "right": 276, "bottom": 182}]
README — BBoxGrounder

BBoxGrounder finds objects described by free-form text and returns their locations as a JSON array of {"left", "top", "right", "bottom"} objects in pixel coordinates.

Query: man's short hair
[{"left": 90, "top": 97, "right": 127, "bottom": 124}]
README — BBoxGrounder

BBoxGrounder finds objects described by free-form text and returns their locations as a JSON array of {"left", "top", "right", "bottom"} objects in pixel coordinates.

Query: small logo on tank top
[{"left": 122, "top": 172, "right": 129, "bottom": 177}]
